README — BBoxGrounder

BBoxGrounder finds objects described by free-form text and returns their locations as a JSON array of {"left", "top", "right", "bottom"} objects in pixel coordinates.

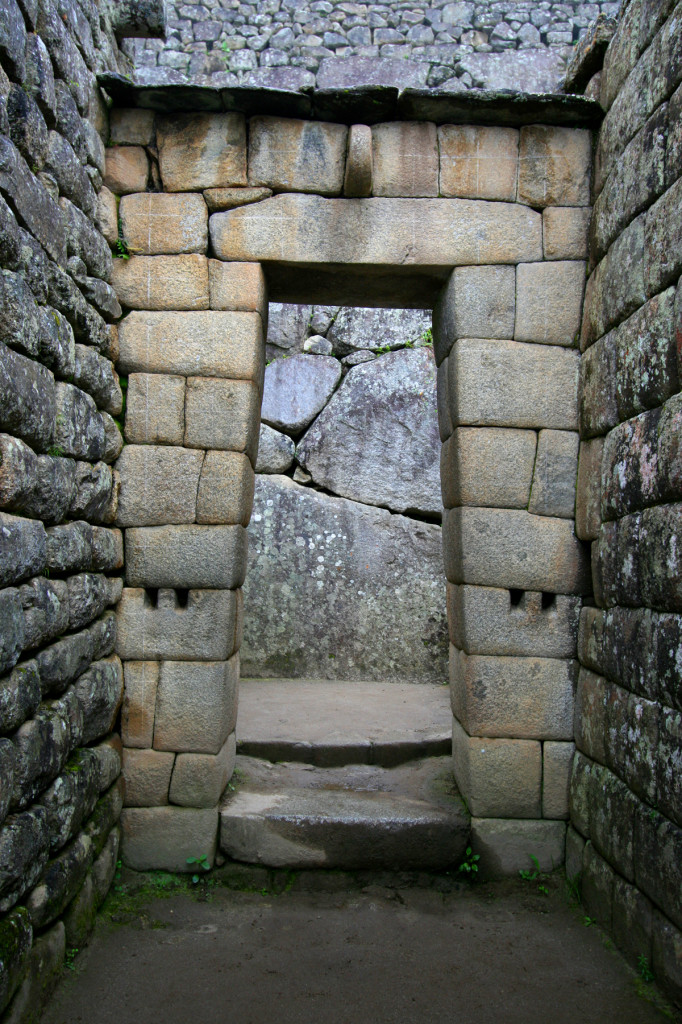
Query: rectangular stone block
[
  {"left": 574, "top": 667, "right": 609, "bottom": 765},
  {"left": 447, "top": 339, "right": 579, "bottom": 430},
  {"left": 635, "top": 804, "right": 682, "bottom": 933},
  {"left": 124, "top": 373, "right": 185, "bottom": 446},
  {"left": 440, "top": 427, "right": 536, "bottom": 510},
  {"left": 119, "top": 193, "right": 208, "bottom": 255},
  {"left": 153, "top": 657, "right": 238, "bottom": 755},
  {"left": 565, "top": 823, "right": 585, "bottom": 880},
  {"left": 596, "top": 505, "right": 682, "bottom": 611},
  {"left": 448, "top": 583, "right": 580, "bottom": 658},
  {"left": 433, "top": 265, "right": 516, "bottom": 364},
  {"left": 443, "top": 507, "right": 590, "bottom": 594},
  {"left": 248, "top": 116, "right": 347, "bottom": 197},
  {"left": 157, "top": 113, "right": 247, "bottom": 192},
  {"left": 658, "top": 706, "right": 682, "bottom": 828},
  {"left": 580, "top": 215, "right": 647, "bottom": 350},
  {"left": 652, "top": 909, "right": 682, "bottom": 1005},
  {"left": 112, "top": 255, "right": 209, "bottom": 311},
  {"left": 116, "top": 588, "right": 239, "bottom": 662},
  {"left": 471, "top": 818, "right": 566, "bottom": 879},
  {"left": 185, "top": 378, "right": 260, "bottom": 463},
  {"left": 196, "top": 451, "right": 255, "bottom": 526},
  {"left": 612, "top": 876, "right": 654, "bottom": 973},
  {"left": 582, "top": 842, "right": 615, "bottom": 931},
  {"left": 209, "top": 195, "right": 543, "bottom": 270},
  {"left": 103, "top": 146, "right": 149, "bottom": 195},
  {"left": 515, "top": 262, "right": 585, "bottom": 347},
  {"left": 542, "top": 207, "right": 590, "bottom": 261},
  {"left": 115, "top": 445, "right": 204, "bottom": 527},
  {"left": 542, "top": 741, "right": 575, "bottom": 819},
  {"left": 436, "top": 357, "right": 452, "bottom": 441},
  {"left": 109, "top": 108, "right": 155, "bottom": 147},
  {"left": 450, "top": 647, "right": 576, "bottom": 740},
  {"left": 604, "top": 687, "right": 658, "bottom": 806},
  {"left": 122, "top": 748, "right": 174, "bottom": 807},
  {"left": 121, "top": 661, "right": 159, "bottom": 748},
  {"left": 371, "top": 122, "right": 438, "bottom": 198},
  {"left": 125, "top": 523, "right": 248, "bottom": 590},
  {"left": 118, "top": 311, "right": 263, "bottom": 383},
  {"left": 528, "top": 429, "right": 579, "bottom": 519},
  {"left": 575, "top": 438, "right": 603, "bottom": 542},
  {"left": 169, "top": 733, "right": 236, "bottom": 808},
  {"left": 209, "top": 260, "right": 267, "bottom": 316},
  {"left": 438, "top": 125, "right": 519, "bottom": 202},
  {"left": 518, "top": 126, "right": 591, "bottom": 208},
  {"left": 121, "top": 806, "right": 218, "bottom": 872},
  {"left": 591, "top": 764, "right": 639, "bottom": 883},
  {"left": 452, "top": 716, "right": 542, "bottom": 818}
]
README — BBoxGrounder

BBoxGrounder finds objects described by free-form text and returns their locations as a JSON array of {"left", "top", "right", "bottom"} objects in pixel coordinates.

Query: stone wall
[
  {"left": 0, "top": 2, "right": 163, "bottom": 1021},
  {"left": 126, "top": 0, "right": 621, "bottom": 95},
  {"left": 568, "top": 0, "right": 682, "bottom": 1004}
]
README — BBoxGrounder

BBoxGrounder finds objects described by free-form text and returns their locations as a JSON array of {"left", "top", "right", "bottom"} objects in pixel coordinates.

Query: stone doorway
[{"left": 110, "top": 111, "right": 592, "bottom": 875}]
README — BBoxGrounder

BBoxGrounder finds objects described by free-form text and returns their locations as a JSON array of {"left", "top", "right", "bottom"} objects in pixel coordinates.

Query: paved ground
[{"left": 42, "top": 870, "right": 678, "bottom": 1024}]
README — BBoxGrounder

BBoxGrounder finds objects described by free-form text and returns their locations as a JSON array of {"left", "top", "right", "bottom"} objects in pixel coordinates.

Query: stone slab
[
  {"left": 433, "top": 265, "right": 516, "bottom": 364},
  {"left": 118, "top": 311, "right": 263, "bottom": 382},
  {"left": 542, "top": 207, "right": 591, "bottom": 261},
  {"left": 219, "top": 755, "right": 468, "bottom": 870},
  {"left": 543, "top": 741, "right": 575, "bottom": 820},
  {"left": 447, "top": 339, "right": 579, "bottom": 430},
  {"left": 122, "top": 748, "right": 174, "bottom": 807},
  {"left": 121, "top": 660, "right": 159, "bottom": 749},
  {"left": 125, "top": 525, "right": 248, "bottom": 589},
  {"left": 119, "top": 193, "right": 208, "bottom": 255},
  {"left": 209, "top": 195, "right": 543, "bottom": 269},
  {"left": 116, "top": 588, "right": 238, "bottom": 662},
  {"left": 447, "top": 584, "right": 580, "bottom": 658},
  {"left": 241, "top": 475, "right": 447, "bottom": 684},
  {"left": 237, "top": 679, "right": 451, "bottom": 768},
  {"left": 442, "top": 507, "right": 590, "bottom": 595}
]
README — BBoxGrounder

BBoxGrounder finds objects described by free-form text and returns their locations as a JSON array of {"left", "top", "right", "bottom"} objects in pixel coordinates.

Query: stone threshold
[{"left": 98, "top": 73, "right": 603, "bottom": 128}]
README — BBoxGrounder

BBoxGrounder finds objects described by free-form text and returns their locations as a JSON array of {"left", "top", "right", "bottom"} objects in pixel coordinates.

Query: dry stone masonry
[{"left": 126, "top": 0, "right": 621, "bottom": 95}]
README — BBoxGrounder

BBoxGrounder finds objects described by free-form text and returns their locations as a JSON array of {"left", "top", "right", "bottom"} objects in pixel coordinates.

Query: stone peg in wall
[
  {"left": 106, "top": 0, "right": 167, "bottom": 39},
  {"left": 344, "top": 125, "right": 373, "bottom": 198}
]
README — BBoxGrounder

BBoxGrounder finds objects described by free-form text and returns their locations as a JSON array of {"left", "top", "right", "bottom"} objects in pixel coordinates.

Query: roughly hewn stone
[
  {"left": 103, "top": 146, "right": 149, "bottom": 194},
  {"left": 117, "top": 589, "right": 239, "bottom": 663},
  {"left": 196, "top": 451, "right": 254, "bottom": 526},
  {"left": 438, "top": 125, "right": 518, "bottom": 202},
  {"left": 515, "top": 262, "right": 585, "bottom": 347},
  {"left": 371, "top": 122, "right": 438, "bottom": 198},
  {"left": 261, "top": 354, "right": 340, "bottom": 437},
  {"left": 243, "top": 475, "right": 447, "bottom": 684},
  {"left": 25, "top": 832, "right": 92, "bottom": 929},
  {"left": 249, "top": 116, "right": 347, "bottom": 197},
  {"left": 0, "top": 342, "right": 55, "bottom": 452},
  {"left": 118, "top": 311, "right": 263, "bottom": 382},
  {"left": 185, "top": 377, "right": 260, "bottom": 462},
  {"left": 0, "top": 908, "right": 32, "bottom": 1015},
  {"left": 124, "top": 373, "right": 185, "bottom": 446},
  {"left": 450, "top": 648, "right": 576, "bottom": 740},
  {"left": 0, "top": 512, "right": 46, "bottom": 587},
  {"left": 0, "top": 661, "right": 41, "bottom": 736},
  {"left": 157, "top": 113, "right": 247, "bottom": 191},
  {"left": 255, "top": 424, "right": 295, "bottom": 474},
  {"left": 298, "top": 349, "right": 440, "bottom": 516},
  {"left": 327, "top": 307, "right": 430, "bottom": 357},
  {"left": 440, "top": 427, "right": 536, "bottom": 510},
  {"left": 0, "top": 589, "right": 24, "bottom": 676},
  {"left": 120, "top": 193, "right": 208, "bottom": 256},
  {"left": 73, "top": 655, "right": 124, "bottom": 746},
  {"left": 518, "top": 126, "right": 591, "bottom": 208},
  {"left": 210, "top": 195, "right": 543, "bottom": 269},
  {"left": 125, "top": 525, "right": 248, "bottom": 590},
  {"left": 528, "top": 429, "right": 579, "bottom": 519},
  {"left": 53, "top": 383, "right": 105, "bottom": 462},
  {"left": 452, "top": 716, "right": 541, "bottom": 818},
  {"left": 208, "top": 260, "right": 267, "bottom": 315},
  {"left": 443, "top": 507, "right": 589, "bottom": 594},
  {"left": 36, "top": 750, "right": 100, "bottom": 851},
  {"left": 112, "top": 254, "right": 209, "bottom": 311},
  {"left": 116, "top": 445, "right": 204, "bottom": 527},
  {"left": 18, "top": 578, "right": 68, "bottom": 651},
  {"left": 2, "top": 919, "right": 65, "bottom": 1024},
  {"left": 169, "top": 734, "right": 236, "bottom": 808},
  {"left": 153, "top": 657, "right": 238, "bottom": 755},
  {"left": 447, "top": 339, "right": 579, "bottom": 430}
]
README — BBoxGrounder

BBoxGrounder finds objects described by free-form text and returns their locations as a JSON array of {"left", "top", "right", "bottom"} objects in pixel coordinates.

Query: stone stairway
[{"left": 218, "top": 680, "right": 470, "bottom": 870}]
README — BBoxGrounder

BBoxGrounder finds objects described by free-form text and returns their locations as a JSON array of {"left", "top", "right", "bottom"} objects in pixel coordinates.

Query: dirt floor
[{"left": 42, "top": 868, "right": 679, "bottom": 1024}]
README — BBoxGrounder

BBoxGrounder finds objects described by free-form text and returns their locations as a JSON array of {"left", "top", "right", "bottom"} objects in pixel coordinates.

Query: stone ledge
[{"left": 98, "top": 74, "right": 603, "bottom": 128}]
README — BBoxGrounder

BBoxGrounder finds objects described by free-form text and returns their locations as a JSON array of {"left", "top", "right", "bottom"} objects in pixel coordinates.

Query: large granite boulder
[
  {"left": 260, "top": 353, "right": 341, "bottom": 436},
  {"left": 297, "top": 347, "right": 442, "bottom": 517},
  {"left": 242, "top": 475, "right": 447, "bottom": 684},
  {"left": 327, "top": 307, "right": 431, "bottom": 356}
]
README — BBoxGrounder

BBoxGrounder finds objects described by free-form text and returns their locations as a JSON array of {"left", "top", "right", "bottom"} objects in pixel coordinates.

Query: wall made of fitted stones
[
  {"left": 570, "top": 0, "right": 682, "bottom": 1006},
  {"left": 0, "top": 2, "right": 136, "bottom": 1021}
]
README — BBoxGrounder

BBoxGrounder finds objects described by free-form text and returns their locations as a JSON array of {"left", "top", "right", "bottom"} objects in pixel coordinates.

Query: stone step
[
  {"left": 219, "top": 755, "right": 469, "bottom": 870},
  {"left": 236, "top": 679, "right": 451, "bottom": 767}
]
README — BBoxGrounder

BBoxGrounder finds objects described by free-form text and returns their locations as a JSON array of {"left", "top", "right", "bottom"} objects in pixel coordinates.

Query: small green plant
[
  {"left": 375, "top": 345, "right": 391, "bottom": 354},
  {"left": 537, "top": 883, "right": 549, "bottom": 896},
  {"left": 583, "top": 915, "right": 596, "bottom": 927},
  {"left": 47, "top": 445, "right": 65, "bottom": 457},
  {"left": 187, "top": 854, "right": 211, "bottom": 884},
  {"left": 421, "top": 327, "right": 433, "bottom": 345},
  {"left": 457, "top": 846, "right": 480, "bottom": 876},
  {"left": 638, "top": 954, "right": 654, "bottom": 983},
  {"left": 65, "top": 947, "right": 79, "bottom": 971},
  {"left": 114, "top": 237, "right": 130, "bottom": 260},
  {"left": 220, "top": 38, "right": 231, "bottom": 67},
  {"left": 519, "top": 854, "right": 541, "bottom": 881}
]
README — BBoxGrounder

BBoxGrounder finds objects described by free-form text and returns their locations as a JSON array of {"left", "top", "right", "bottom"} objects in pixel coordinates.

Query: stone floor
[{"left": 41, "top": 871, "right": 678, "bottom": 1024}]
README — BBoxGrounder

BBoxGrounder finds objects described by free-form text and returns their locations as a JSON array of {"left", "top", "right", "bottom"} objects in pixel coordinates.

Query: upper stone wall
[{"left": 125, "top": 0, "right": 621, "bottom": 94}]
